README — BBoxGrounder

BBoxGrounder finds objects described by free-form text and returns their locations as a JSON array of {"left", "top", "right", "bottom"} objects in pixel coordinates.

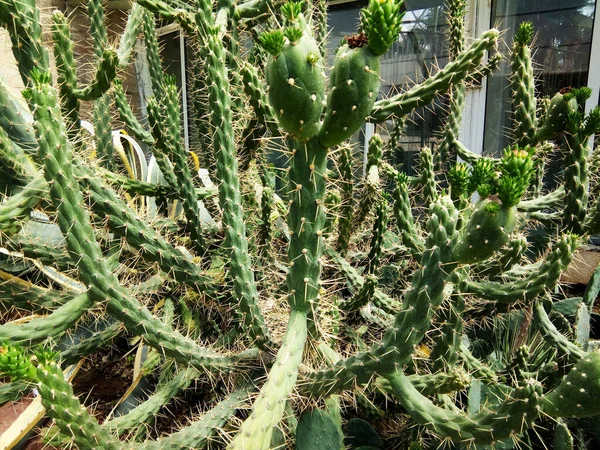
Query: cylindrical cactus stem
[
  {"left": 446, "top": 0, "right": 466, "bottom": 60},
  {"left": 116, "top": 2, "right": 144, "bottom": 67},
  {"left": 36, "top": 361, "right": 121, "bottom": 450},
  {"left": 113, "top": 79, "right": 154, "bottom": 146},
  {"left": 511, "top": 22, "right": 537, "bottom": 147},
  {"left": 589, "top": 145, "right": 600, "bottom": 201},
  {"left": 430, "top": 292, "right": 465, "bottom": 371},
  {"left": 535, "top": 92, "right": 579, "bottom": 142},
  {"left": 50, "top": 11, "right": 80, "bottom": 136},
  {"left": 241, "top": 61, "right": 277, "bottom": 130},
  {"left": 148, "top": 80, "right": 206, "bottom": 253},
  {"left": 204, "top": 24, "right": 271, "bottom": 347},
  {"left": 145, "top": 99, "right": 180, "bottom": 190},
  {"left": 392, "top": 172, "right": 425, "bottom": 256},
  {"left": 87, "top": 0, "right": 114, "bottom": 170},
  {"left": 26, "top": 69, "right": 257, "bottom": 373},
  {"left": 0, "top": 175, "right": 47, "bottom": 235},
  {"left": 326, "top": 246, "right": 399, "bottom": 312},
  {"left": 386, "top": 371, "right": 543, "bottom": 444},
  {"left": 72, "top": 49, "right": 118, "bottom": 101},
  {"left": 285, "top": 137, "right": 328, "bottom": 313},
  {"left": 585, "top": 195, "right": 600, "bottom": 235},
  {"left": 562, "top": 114, "right": 589, "bottom": 235},
  {"left": 87, "top": 0, "right": 107, "bottom": 58},
  {"left": 60, "top": 321, "right": 123, "bottom": 365},
  {"left": 105, "top": 366, "right": 199, "bottom": 437},
  {"left": 80, "top": 173, "right": 216, "bottom": 293},
  {"left": 335, "top": 144, "right": 354, "bottom": 255},
  {"left": 438, "top": 82, "right": 465, "bottom": 165},
  {"left": 189, "top": 48, "right": 216, "bottom": 174},
  {"left": 141, "top": 9, "right": 165, "bottom": 95},
  {"left": 366, "top": 195, "right": 389, "bottom": 275},
  {"left": 342, "top": 274, "right": 377, "bottom": 312},
  {"left": 258, "top": 185, "right": 275, "bottom": 256},
  {"left": 0, "top": 0, "right": 50, "bottom": 85},
  {"left": 323, "top": 190, "right": 341, "bottom": 238},
  {"left": 371, "top": 29, "right": 499, "bottom": 122},
  {"left": 0, "top": 271, "right": 75, "bottom": 312},
  {"left": 352, "top": 135, "right": 384, "bottom": 231},
  {"left": 229, "top": 310, "right": 307, "bottom": 449},
  {"left": 304, "top": 197, "right": 459, "bottom": 396},
  {"left": 376, "top": 368, "right": 472, "bottom": 397},
  {"left": 0, "top": 293, "right": 92, "bottom": 344},
  {"left": 233, "top": 19, "right": 330, "bottom": 436},
  {"left": 529, "top": 142, "right": 553, "bottom": 197},
  {"left": 133, "top": 388, "right": 249, "bottom": 449},
  {"left": 92, "top": 93, "right": 115, "bottom": 169},
  {"left": 313, "top": 0, "right": 328, "bottom": 56},
  {"left": 437, "top": 0, "right": 467, "bottom": 165},
  {"left": 459, "top": 234, "right": 578, "bottom": 304},
  {"left": 419, "top": 147, "right": 437, "bottom": 204},
  {"left": 533, "top": 300, "right": 586, "bottom": 361}
]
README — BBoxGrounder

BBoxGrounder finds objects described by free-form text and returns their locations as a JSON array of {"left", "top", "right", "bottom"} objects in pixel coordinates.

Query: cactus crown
[
  {"left": 284, "top": 26, "right": 303, "bottom": 44},
  {"left": 448, "top": 162, "right": 470, "bottom": 199},
  {"left": 259, "top": 30, "right": 285, "bottom": 56},
  {"left": 497, "top": 145, "right": 535, "bottom": 206},
  {"left": 514, "top": 21, "right": 534, "bottom": 46},
  {"left": 361, "top": 0, "right": 405, "bottom": 56},
  {"left": 281, "top": 1, "right": 303, "bottom": 23},
  {"left": 0, "top": 343, "right": 36, "bottom": 381},
  {"left": 469, "top": 158, "right": 496, "bottom": 196}
]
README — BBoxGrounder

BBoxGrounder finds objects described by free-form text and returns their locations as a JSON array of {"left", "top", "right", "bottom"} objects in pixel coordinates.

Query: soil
[{"left": 70, "top": 339, "right": 135, "bottom": 421}]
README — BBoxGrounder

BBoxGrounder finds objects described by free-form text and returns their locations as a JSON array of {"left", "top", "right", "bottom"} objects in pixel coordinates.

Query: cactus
[{"left": 2, "top": 0, "right": 600, "bottom": 449}]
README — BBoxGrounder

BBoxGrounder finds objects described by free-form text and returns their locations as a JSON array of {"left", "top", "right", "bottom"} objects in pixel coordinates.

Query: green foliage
[{"left": 1, "top": 1, "right": 600, "bottom": 449}]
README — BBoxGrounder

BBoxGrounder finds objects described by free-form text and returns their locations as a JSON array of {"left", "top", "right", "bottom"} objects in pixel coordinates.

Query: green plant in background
[{"left": 0, "top": 0, "right": 600, "bottom": 449}]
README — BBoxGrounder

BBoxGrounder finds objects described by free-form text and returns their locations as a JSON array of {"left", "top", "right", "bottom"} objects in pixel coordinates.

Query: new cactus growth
[{"left": 1, "top": 0, "right": 600, "bottom": 448}]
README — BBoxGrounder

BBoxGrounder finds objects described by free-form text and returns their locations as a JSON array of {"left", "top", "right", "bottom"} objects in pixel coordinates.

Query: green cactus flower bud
[
  {"left": 514, "top": 21, "right": 534, "bottom": 46},
  {"left": 497, "top": 145, "right": 535, "bottom": 207},
  {"left": 361, "top": 0, "right": 404, "bottom": 56},
  {"left": 469, "top": 158, "right": 496, "bottom": 197},
  {"left": 259, "top": 30, "right": 285, "bottom": 56},
  {"left": 281, "top": 1, "right": 303, "bottom": 24},
  {"left": 448, "top": 162, "right": 470, "bottom": 200},
  {"left": 284, "top": 26, "right": 304, "bottom": 45},
  {"left": 0, "top": 344, "right": 36, "bottom": 381}
]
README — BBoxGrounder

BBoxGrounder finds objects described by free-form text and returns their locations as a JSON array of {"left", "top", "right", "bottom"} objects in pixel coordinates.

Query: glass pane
[
  {"left": 327, "top": 0, "right": 449, "bottom": 175},
  {"left": 483, "top": 0, "right": 596, "bottom": 156},
  {"left": 158, "top": 31, "right": 184, "bottom": 89}
]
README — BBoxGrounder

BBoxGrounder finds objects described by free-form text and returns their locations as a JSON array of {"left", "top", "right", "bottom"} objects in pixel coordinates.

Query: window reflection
[{"left": 483, "top": 0, "right": 596, "bottom": 157}]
